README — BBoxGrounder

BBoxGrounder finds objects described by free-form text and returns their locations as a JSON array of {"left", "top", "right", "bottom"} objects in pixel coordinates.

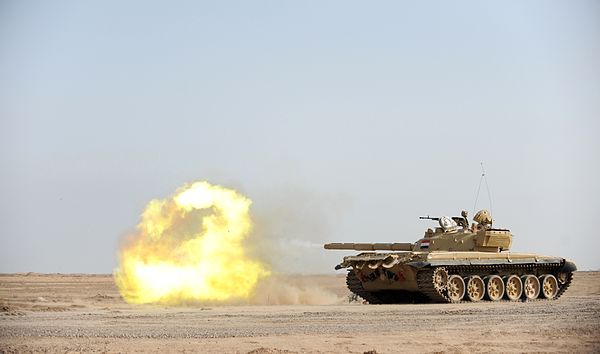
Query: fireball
[{"left": 114, "top": 181, "right": 270, "bottom": 304}]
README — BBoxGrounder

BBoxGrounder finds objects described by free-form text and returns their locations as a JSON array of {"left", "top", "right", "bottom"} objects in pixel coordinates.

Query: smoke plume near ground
[
  {"left": 251, "top": 274, "right": 342, "bottom": 305},
  {"left": 244, "top": 184, "right": 348, "bottom": 305}
]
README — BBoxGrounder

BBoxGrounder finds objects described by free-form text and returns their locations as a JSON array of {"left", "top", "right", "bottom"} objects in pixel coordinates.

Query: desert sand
[{"left": 1, "top": 272, "right": 599, "bottom": 353}]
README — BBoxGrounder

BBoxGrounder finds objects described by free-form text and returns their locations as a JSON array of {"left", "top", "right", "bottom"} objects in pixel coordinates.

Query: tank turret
[{"left": 416, "top": 209, "right": 512, "bottom": 252}]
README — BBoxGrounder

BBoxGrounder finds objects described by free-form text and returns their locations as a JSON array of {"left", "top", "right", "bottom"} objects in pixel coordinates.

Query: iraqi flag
[{"left": 420, "top": 240, "right": 430, "bottom": 249}]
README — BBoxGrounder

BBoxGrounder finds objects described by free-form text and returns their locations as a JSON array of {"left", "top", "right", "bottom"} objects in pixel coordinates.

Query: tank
[{"left": 324, "top": 210, "right": 576, "bottom": 303}]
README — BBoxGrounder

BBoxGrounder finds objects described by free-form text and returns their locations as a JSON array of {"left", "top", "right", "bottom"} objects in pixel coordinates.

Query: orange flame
[{"left": 114, "top": 181, "right": 270, "bottom": 304}]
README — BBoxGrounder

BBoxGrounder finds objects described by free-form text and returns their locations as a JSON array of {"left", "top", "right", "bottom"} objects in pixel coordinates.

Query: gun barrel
[
  {"left": 324, "top": 243, "right": 413, "bottom": 251},
  {"left": 419, "top": 216, "right": 439, "bottom": 220}
]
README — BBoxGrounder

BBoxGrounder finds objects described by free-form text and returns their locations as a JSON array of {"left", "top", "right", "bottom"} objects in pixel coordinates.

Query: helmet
[{"left": 474, "top": 209, "right": 492, "bottom": 225}]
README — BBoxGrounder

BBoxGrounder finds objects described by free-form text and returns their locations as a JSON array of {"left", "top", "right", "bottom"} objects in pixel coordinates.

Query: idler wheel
[
  {"left": 504, "top": 275, "right": 523, "bottom": 301},
  {"left": 540, "top": 274, "right": 559, "bottom": 299},
  {"left": 465, "top": 276, "right": 485, "bottom": 302},
  {"left": 484, "top": 275, "right": 505, "bottom": 301},
  {"left": 521, "top": 274, "right": 540, "bottom": 300},
  {"left": 447, "top": 275, "right": 466, "bottom": 302},
  {"left": 557, "top": 272, "right": 568, "bottom": 285},
  {"left": 432, "top": 267, "right": 449, "bottom": 291}
]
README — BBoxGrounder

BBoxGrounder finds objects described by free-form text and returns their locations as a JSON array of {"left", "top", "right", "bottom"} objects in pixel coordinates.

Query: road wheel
[
  {"left": 465, "top": 276, "right": 485, "bottom": 302},
  {"left": 504, "top": 275, "right": 523, "bottom": 301},
  {"left": 521, "top": 274, "right": 540, "bottom": 300},
  {"left": 485, "top": 275, "right": 505, "bottom": 301},
  {"left": 540, "top": 274, "right": 559, "bottom": 299},
  {"left": 447, "top": 275, "right": 465, "bottom": 302}
]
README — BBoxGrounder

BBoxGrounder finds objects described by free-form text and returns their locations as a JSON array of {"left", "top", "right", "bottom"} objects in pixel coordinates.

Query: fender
[{"left": 559, "top": 260, "right": 577, "bottom": 273}]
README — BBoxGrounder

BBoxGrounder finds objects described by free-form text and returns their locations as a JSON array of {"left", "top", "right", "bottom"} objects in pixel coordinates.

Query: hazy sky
[{"left": 1, "top": 1, "right": 599, "bottom": 273}]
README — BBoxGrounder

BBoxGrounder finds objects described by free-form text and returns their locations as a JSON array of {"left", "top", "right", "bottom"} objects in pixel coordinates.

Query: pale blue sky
[{"left": 1, "top": 1, "right": 599, "bottom": 273}]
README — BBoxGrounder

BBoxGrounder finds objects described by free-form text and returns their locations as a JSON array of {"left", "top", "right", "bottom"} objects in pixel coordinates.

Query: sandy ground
[{"left": 1, "top": 272, "right": 599, "bottom": 353}]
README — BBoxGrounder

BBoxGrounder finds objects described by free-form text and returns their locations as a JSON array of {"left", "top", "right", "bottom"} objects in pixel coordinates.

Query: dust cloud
[{"left": 251, "top": 275, "right": 343, "bottom": 305}]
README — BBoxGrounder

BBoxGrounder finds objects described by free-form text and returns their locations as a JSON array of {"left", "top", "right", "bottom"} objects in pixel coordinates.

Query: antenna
[{"left": 472, "top": 162, "right": 494, "bottom": 221}]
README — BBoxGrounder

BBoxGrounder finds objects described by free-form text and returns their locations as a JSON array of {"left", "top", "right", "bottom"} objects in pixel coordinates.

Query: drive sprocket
[{"left": 432, "top": 267, "right": 449, "bottom": 292}]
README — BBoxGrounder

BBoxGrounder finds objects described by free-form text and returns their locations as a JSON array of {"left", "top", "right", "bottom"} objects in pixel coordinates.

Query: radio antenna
[{"left": 472, "top": 162, "right": 493, "bottom": 220}]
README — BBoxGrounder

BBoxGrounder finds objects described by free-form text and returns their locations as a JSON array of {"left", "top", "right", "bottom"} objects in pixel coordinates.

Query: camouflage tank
[{"left": 325, "top": 210, "right": 576, "bottom": 303}]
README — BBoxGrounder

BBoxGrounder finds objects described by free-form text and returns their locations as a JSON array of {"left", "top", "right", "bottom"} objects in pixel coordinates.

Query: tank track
[
  {"left": 346, "top": 271, "right": 429, "bottom": 304},
  {"left": 346, "top": 271, "right": 383, "bottom": 304},
  {"left": 416, "top": 268, "right": 451, "bottom": 303},
  {"left": 416, "top": 264, "right": 574, "bottom": 303},
  {"left": 347, "top": 264, "right": 574, "bottom": 304},
  {"left": 555, "top": 271, "right": 573, "bottom": 299}
]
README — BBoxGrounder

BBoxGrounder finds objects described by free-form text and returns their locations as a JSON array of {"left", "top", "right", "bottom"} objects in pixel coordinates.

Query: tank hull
[{"left": 342, "top": 251, "right": 576, "bottom": 303}]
